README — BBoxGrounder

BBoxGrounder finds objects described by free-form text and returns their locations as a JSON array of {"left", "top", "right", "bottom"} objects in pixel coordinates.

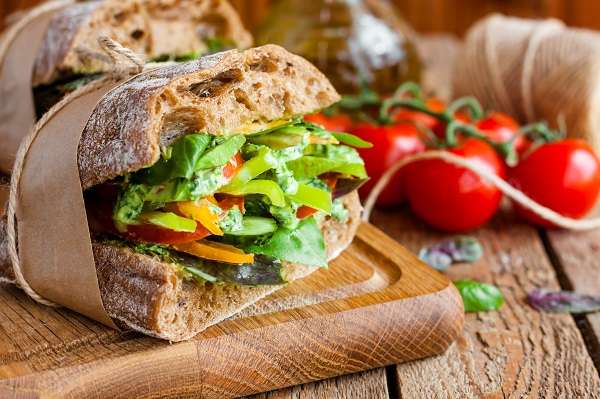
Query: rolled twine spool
[
  {"left": 454, "top": 14, "right": 600, "bottom": 152},
  {"left": 362, "top": 150, "right": 600, "bottom": 231}
]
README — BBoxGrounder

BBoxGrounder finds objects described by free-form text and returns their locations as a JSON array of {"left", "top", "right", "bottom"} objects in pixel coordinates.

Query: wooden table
[{"left": 250, "top": 207, "right": 600, "bottom": 398}]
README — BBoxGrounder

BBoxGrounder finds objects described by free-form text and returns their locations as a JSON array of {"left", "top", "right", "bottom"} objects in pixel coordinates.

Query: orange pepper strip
[
  {"left": 173, "top": 240, "right": 254, "bottom": 264},
  {"left": 172, "top": 201, "right": 223, "bottom": 236}
]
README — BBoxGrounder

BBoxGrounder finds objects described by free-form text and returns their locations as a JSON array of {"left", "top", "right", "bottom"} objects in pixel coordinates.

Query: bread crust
[
  {"left": 32, "top": 0, "right": 252, "bottom": 86},
  {"left": 0, "top": 191, "right": 362, "bottom": 341},
  {"left": 78, "top": 45, "right": 340, "bottom": 190}
]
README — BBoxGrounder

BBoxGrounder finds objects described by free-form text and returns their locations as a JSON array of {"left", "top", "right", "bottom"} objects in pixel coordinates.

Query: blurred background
[{"left": 2, "top": 0, "right": 600, "bottom": 34}]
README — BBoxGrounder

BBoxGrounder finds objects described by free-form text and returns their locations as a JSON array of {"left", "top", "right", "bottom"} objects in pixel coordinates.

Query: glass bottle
[{"left": 255, "top": 0, "right": 421, "bottom": 95}]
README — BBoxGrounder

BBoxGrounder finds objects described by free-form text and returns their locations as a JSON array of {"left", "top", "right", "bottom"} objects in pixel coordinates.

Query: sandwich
[
  {"left": 0, "top": 45, "right": 368, "bottom": 341},
  {"left": 29, "top": 0, "right": 252, "bottom": 116}
]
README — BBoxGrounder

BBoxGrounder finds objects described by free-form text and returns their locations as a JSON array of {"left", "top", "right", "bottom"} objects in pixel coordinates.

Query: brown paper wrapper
[
  {"left": 16, "top": 79, "right": 120, "bottom": 328},
  {"left": 0, "top": 1, "right": 70, "bottom": 174}
]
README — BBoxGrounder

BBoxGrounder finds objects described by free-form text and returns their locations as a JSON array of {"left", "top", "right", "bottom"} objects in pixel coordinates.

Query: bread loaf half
[{"left": 32, "top": 0, "right": 252, "bottom": 86}]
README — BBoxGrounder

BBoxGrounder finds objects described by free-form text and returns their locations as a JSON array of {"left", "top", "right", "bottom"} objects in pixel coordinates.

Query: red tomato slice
[
  {"left": 296, "top": 206, "right": 318, "bottom": 219},
  {"left": 217, "top": 195, "right": 246, "bottom": 213},
  {"left": 123, "top": 222, "right": 211, "bottom": 245},
  {"left": 223, "top": 152, "right": 244, "bottom": 180}
]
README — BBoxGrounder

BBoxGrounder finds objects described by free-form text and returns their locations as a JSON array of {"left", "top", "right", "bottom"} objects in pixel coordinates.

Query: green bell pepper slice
[
  {"left": 224, "top": 148, "right": 278, "bottom": 188},
  {"left": 220, "top": 179, "right": 286, "bottom": 207},
  {"left": 139, "top": 211, "right": 197, "bottom": 232},
  {"left": 287, "top": 184, "right": 332, "bottom": 214},
  {"left": 195, "top": 135, "right": 246, "bottom": 169},
  {"left": 287, "top": 156, "right": 368, "bottom": 180}
]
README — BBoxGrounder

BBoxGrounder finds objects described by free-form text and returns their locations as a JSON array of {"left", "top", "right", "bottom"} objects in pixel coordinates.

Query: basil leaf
[
  {"left": 332, "top": 132, "right": 373, "bottom": 148},
  {"left": 245, "top": 217, "right": 327, "bottom": 267},
  {"left": 419, "top": 236, "right": 483, "bottom": 271},
  {"left": 195, "top": 135, "right": 245, "bottom": 169},
  {"left": 454, "top": 279, "right": 504, "bottom": 313},
  {"left": 138, "top": 134, "right": 211, "bottom": 184},
  {"left": 527, "top": 289, "right": 600, "bottom": 314}
]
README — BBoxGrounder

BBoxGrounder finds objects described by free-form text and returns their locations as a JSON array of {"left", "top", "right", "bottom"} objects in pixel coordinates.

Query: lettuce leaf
[
  {"left": 137, "top": 135, "right": 211, "bottom": 184},
  {"left": 245, "top": 217, "right": 327, "bottom": 267}
]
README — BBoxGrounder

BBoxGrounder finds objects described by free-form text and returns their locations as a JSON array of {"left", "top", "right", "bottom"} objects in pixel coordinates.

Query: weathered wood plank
[
  {"left": 545, "top": 228, "right": 600, "bottom": 368},
  {"left": 249, "top": 368, "right": 389, "bottom": 399},
  {"left": 371, "top": 209, "right": 600, "bottom": 399}
]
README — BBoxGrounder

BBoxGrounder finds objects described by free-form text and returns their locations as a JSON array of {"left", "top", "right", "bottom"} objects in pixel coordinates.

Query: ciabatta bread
[
  {"left": 0, "top": 45, "right": 359, "bottom": 341},
  {"left": 32, "top": 0, "right": 252, "bottom": 86}
]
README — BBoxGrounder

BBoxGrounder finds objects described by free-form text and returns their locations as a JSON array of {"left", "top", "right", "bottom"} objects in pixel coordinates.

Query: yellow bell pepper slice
[
  {"left": 170, "top": 200, "right": 223, "bottom": 236},
  {"left": 173, "top": 240, "right": 254, "bottom": 264}
]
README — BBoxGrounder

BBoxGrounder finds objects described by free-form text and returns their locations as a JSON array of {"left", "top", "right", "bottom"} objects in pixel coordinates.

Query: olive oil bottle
[{"left": 255, "top": 0, "right": 421, "bottom": 95}]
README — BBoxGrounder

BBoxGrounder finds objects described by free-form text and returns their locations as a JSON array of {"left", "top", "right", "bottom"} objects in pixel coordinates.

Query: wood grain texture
[
  {"left": 250, "top": 368, "right": 389, "bottom": 399},
  {"left": 545, "top": 228, "right": 600, "bottom": 368},
  {"left": 0, "top": 223, "right": 463, "bottom": 398},
  {"left": 371, "top": 208, "right": 600, "bottom": 399}
]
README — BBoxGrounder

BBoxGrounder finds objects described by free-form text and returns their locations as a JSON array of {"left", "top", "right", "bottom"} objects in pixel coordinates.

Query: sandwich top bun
[
  {"left": 78, "top": 44, "right": 340, "bottom": 189},
  {"left": 32, "top": 0, "right": 252, "bottom": 87}
]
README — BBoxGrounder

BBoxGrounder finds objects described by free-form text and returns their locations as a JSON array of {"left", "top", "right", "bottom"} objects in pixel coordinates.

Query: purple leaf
[
  {"left": 332, "top": 178, "right": 368, "bottom": 199},
  {"left": 419, "top": 236, "right": 483, "bottom": 271},
  {"left": 527, "top": 289, "right": 600, "bottom": 314}
]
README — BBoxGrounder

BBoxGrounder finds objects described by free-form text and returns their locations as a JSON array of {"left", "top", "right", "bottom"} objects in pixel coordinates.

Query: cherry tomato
[
  {"left": 405, "top": 138, "right": 506, "bottom": 232},
  {"left": 304, "top": 113, "right": 353, "bottom": 132},
  {"left": 223, "top": 152, "right": 244, "bottom": 180},
  {"left": 476, "top": 112, "right": 528, "bottom": 154},
  {"left": 508, "top": 139, "right": 600, "bottom": 227},
  {"left": 392, "top": 98, "right": 445, "bottom": 130},
  {"left": 351, "top": 123, "right": 426, "bottom": 206},
  {"left": 392, "top": 98, "right": 470, "bottom": 139},
  {"left": 123, "top": 223, "right": 211, "bottom": 245}
]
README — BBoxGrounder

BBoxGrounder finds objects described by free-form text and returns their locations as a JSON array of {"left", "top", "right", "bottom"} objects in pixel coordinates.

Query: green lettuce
[{"left": 245, "top": 217, "right": 327, "bottom": 267}]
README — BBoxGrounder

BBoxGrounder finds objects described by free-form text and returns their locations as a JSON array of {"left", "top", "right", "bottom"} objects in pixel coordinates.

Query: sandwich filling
[{"left": 88, "top": 119, "right": 370, "bottom": 286}]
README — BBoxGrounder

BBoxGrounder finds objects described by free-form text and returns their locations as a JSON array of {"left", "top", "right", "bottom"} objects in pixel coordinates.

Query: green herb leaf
[
  {"left": 454, "top": 279, "right": 504, "bottom": 313},
  {"left": 138, "top": 134, "right": 212, "bottom": 184},
  {"left": 332, "top": 132, "right": 373, "bottom": 148},
  {"left": 245, "top": 217, "right": 327, "bottom": 267}
]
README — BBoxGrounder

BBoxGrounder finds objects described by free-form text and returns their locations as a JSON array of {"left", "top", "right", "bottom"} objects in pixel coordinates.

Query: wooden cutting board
[{"left": 0, "top": 223, "right": 464, "bottom": 398}]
